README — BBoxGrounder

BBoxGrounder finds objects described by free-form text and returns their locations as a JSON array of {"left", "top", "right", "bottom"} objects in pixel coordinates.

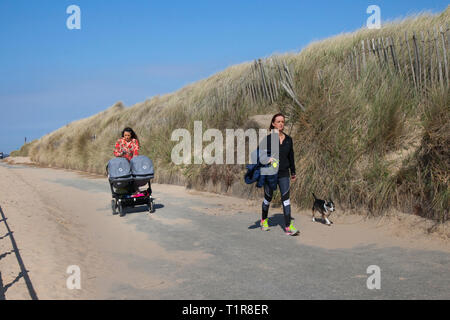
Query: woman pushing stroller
[
  {"left": 114, "top": 127, "right": 140, "bottom": 161},
  {"left": 113, "top": 127, "right": 142, "bottom": 195},
  {"left": 108, "top": 127, "right": 155, "bottom": 216}
]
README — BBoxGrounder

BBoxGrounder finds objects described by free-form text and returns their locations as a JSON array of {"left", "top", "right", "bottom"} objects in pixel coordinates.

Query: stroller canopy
[
  {"left": 130, "top": 155, "right": 154, "bottom": 177},
  {"left": 107, "top": 157, "right": 132, "bottom": 179}
]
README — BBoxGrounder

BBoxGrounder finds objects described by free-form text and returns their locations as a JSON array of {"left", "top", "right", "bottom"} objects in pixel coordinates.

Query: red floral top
[{"left": 114, "top": 138, "right": 140, "bottom": 161}]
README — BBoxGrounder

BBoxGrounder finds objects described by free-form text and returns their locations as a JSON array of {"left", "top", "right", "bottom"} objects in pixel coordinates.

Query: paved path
[{"left": 0, "top": 161, "right": 449, "bottom": 299}]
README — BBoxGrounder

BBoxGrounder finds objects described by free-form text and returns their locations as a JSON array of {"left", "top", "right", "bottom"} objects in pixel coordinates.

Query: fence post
[
  {"left": 268, "top": 62, "right": 276, "bottom": 102},
  {"left": 383, "top": 37, "right": 392, "bottom": 75},
  {"left": 258, "top": 59, "right": 270, "bottom": 102},
  {"left": 397, "top": 36, "right": 407, "bottom": 77},
  {"left": 406, "top": 31, "right": 417, "bottom": 90},
  {"left": 244, "top": 84, "right": 249, "bottom": 105},
  {"left": 268, "top": 61, "right": 275, "bottom": 103},
  {"left": 250, "top": 72, "right": 257, "bottom": 104},
  {"left": 353, "top": 47, "right": 359, "bottom": 80},
  {"left": 248, "top": 82, "right": 255, "bottom": 106},
  {"left": 373, "top": 38, "right": 381, "bottom": 65},
  {"left": 440, "top": 26, "right": 449, "bottom": 87},
  {"left": 254, "top": 61, "right": 262, "bottom": 102},
  {"left": 382, "top": 37, "right": 389, "bottom": 64},
  {"left": 274, "top": 78, "right": 279, "bottom": 99},
  {"left": 389, "top": 37, "right": 399, "bottom": 73},
  {"left": 398, "top": 36, "right": 404, "bottom": 75},
  {"left": 275, "top": 57, "right": 284, "bottom": 82},
  {"left": 434, "top": 28, "right": 444, "bottom": 90},
  {"left": 420, "top": 32, "right": 427, "bottom": 91},
  {"left": 248, "top": 68, "right": 255, "bottom": 105},
  {"left": 428, "top": 31, "right": 435, "bottom": 86},
  {"left": 361, "top": 40, "right": 366, "bottom": 70},
  {"left": 377, "top": 38, "right": 383, "bottom": 65},
  {"left": 412, "top": 32, "right": 421, "bottom": 88},
  {"left": 225, "top": 84, "right": 229, "bottom": 112},
  {"left": 268, "top": 77, "right": 275, "bottom": 103},
  {"left": 250, "top": 62, "right": 256, "bottom": 103},
  {"left": 266, "top": 59, "right": 275, "bottom": 102},
  {"left": 252, "top": 80, "right": 258, "bottom": 104},
  {"left": 251, "top": 61, "right": 256, "bottom": 102},
  {"left": 346, "top": 51, "right": 352, "bottom": 76},
  {"left": 270, "top": 58, "right": 278, "bottom": 101}
]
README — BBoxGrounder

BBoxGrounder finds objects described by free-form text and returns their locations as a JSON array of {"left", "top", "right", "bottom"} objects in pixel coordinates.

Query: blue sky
[{"left": 0, "top": 0, "right": 448, "bottom": 153}]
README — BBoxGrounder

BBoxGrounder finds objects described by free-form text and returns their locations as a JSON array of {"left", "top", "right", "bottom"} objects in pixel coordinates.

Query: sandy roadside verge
[
  {"left": 0, "top": 159, "right": 103, "bottom": 299},
  {"left": 174, "top": 186, "right": 450, "bottom": 252},
  {"left": 0, "top": 157, "right": 213, "bottom": 299}
]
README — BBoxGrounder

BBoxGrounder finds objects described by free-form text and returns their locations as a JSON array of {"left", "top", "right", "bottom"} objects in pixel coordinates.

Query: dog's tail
[{"left": 312, "top": 192, "right": 318, "bottom": 200}]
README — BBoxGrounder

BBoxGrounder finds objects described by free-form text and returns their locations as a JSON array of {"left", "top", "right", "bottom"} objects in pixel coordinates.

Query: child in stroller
[{"left": 107, "top": 155, "right": 155, "bottom": 216}]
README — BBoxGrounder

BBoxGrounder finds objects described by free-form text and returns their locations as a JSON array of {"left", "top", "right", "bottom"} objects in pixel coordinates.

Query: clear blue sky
[{"left": 0, "top": 0, "right": 448, "bottom": 153}]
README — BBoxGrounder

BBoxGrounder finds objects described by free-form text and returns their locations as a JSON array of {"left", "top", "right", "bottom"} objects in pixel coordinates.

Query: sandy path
[
  {"left": 0, "top": 160, "right": 210, "bottom": 299},
  {"left": 0, "top": 157, "right": 449, "bottom": 299}
]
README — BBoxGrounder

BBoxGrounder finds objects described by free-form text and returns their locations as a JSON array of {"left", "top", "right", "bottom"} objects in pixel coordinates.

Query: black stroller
[{"left": 107, "top": 155, "right": 155, "bottom": 216}]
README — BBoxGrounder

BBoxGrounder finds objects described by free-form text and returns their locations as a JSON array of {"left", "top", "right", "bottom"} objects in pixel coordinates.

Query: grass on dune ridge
[{"left": 13, "top": 7, "right": 450, "bottom": 222}]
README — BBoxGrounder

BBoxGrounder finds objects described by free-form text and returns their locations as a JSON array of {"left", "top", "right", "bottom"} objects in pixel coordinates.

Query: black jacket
[{"left": 262, "top": 133, "right": 296, "bottom": 178}]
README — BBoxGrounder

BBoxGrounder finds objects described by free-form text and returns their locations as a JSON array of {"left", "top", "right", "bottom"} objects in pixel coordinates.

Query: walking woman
[
  {"left": 113, "top": 127, "right": 141, "bottom": 194},
  {"left": 260, "top": 113, "right": 299, "bottom": 236},
  {"left": 114, "top": 127, "right": 140, "bottom": 161}
]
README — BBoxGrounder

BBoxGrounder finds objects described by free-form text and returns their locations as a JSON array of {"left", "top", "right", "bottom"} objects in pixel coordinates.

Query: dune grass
[{"left": 14, "top": 7, "right": 449, "bottom": 221}]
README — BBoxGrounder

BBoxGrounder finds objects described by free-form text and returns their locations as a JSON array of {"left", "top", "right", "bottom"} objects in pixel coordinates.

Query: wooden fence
[
  {"left": 212, "top": 24, "right": 449, "bottom": 117},
  {"left": 243, "top": 57, "right": 304, "bottom": 111},
  {"left": 203, "top": 57, "right": 302, "bottom": 118},
  {"left": 345, "top": 25, "right": 449, "bottom": 93}
]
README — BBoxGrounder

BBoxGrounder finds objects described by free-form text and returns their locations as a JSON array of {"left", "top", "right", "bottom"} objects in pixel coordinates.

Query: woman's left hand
[{"left": 291, "top": 175, "right": 297, "bottom": 182}]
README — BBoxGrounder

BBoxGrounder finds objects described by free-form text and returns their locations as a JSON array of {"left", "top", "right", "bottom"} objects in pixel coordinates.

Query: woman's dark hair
[
  {"left": 121, "top": 127, "right": 139, "bottom": 141},
  {"left": 269, "top": 113, "right": 285, "bottom": 130}
]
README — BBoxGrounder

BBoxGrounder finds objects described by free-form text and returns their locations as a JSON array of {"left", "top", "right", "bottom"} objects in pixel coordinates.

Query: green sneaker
[
  {"left": 261, "top": 219, "right": 270, "bottom": 231},
  {"left": 285, "top": 222, "right": 299, "bottom": 236}
]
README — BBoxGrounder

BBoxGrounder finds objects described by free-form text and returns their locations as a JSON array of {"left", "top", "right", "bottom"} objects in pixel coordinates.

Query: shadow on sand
[
  {"left": 248, "top": 213, "right": 294, "bottom": 232},
  {"left": 0, "top": 206, "right": 38, "bottom": 300}
]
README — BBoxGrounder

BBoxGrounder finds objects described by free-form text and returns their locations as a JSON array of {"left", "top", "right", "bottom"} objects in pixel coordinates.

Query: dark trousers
[{"left": 261, "top": 176, "right": 292, "bottom": 227}]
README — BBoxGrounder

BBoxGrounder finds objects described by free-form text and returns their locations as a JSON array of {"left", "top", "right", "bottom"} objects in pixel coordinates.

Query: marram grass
[{"left": 13, "top": 7, "right": 449, "bottom": 221}]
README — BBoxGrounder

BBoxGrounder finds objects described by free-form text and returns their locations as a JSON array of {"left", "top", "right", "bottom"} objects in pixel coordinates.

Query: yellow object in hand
[{"left": 272, "top": 159, "right": 279, "bottom": 168}]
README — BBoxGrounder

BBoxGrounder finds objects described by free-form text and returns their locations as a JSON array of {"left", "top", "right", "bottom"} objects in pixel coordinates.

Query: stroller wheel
[
  {"left": 148, "top": 198, "right": 155, "bottom": 214},
  {"left": 111, "top": 199, "right": 118, "bottom": 215},
  {"left": 118, "top": 203, "right": 125, "bottom": 217}
]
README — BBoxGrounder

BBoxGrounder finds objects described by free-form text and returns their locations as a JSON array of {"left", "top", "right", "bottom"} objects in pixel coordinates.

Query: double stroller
[{"left": 107, "top": 155, "right": 155, "bottom": 216}]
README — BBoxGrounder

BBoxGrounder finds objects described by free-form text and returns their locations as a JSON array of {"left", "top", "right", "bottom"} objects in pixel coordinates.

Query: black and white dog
[{"left": 312, "top": 193, "right": 335, "bottom": 226}]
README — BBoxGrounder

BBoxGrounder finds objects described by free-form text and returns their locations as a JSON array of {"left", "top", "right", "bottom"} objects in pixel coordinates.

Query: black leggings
[{"left": 262, "top": 176, "right": 292, "bottom": 227}]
